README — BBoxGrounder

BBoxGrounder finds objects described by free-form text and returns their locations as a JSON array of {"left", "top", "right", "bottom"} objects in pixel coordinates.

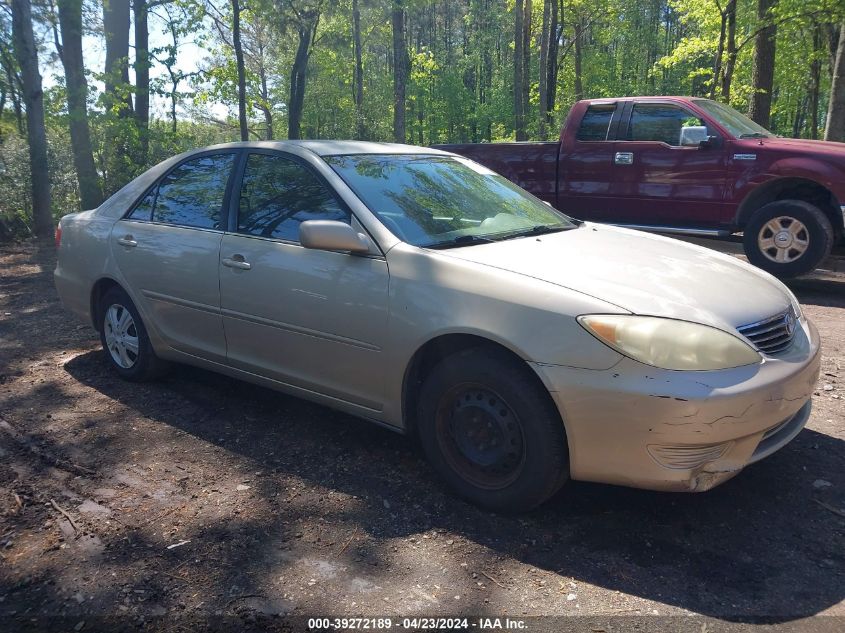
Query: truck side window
[
  {"left": 626, "top": 104, "right": 706, "bottom": 146},
  {"left": 576, "top": 105, "right": 615, "bottom": 141}
]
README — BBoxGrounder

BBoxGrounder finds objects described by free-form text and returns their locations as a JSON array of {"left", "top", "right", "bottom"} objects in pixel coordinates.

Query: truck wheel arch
[{"left": 736, "top": 177, "right": 843, "bottom": 238}]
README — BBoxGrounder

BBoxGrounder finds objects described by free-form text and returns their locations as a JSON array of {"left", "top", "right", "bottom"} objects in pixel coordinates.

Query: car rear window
[
  {"left": 127, "top": 153, "right": 235, "bottom": 229},
  {"left": 576, "top": 105, "right": 615, "bottom": 141}
]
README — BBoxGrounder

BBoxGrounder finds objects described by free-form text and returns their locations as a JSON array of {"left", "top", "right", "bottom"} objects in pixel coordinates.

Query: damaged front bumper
[{"left": 531, "top": 318, "right": 821, "bottom": 492}]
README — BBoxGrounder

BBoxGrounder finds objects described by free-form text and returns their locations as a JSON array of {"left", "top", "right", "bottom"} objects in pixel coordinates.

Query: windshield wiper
[
  {"left": 497, "top": 224, "right": 573, "bottom": 240},
  {"left": 739, "top": 132, "right": 769, "bottom": 139},
  {"left": 423, "top": 234, "right": 496, "bottom": 249}
]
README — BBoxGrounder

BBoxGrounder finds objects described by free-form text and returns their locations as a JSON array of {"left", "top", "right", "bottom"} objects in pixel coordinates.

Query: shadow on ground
[{"left": 59, "top": 343, "right": 845, "bottom": 621}]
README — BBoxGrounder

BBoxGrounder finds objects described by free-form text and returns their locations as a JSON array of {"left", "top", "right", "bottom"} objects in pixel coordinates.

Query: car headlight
[{"left": 578, "top": 315, "right": 761, "bottom": 371}]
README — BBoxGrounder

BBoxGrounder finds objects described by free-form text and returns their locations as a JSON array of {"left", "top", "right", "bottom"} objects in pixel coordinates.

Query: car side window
[
  {"left": 575, "top": 105, "right": 615, "bottom": 141},
  {"left": 127, "top": 154, "right": 234, "bottom": 228},
  {"left": 237, "top": 153, "right": 350, "bottom": 242},
  {"left": 626, "top": 104, "right": 707, "bottom": 146}
]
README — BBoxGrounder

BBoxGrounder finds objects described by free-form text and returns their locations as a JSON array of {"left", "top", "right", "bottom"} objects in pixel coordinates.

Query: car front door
[
  {"left": 607, "top": 101, "right": 729, "bottom": 227},
  {"left": 110, "top": 152, "right": 236, "bottom": 363},
  {"left": 219, "top": 151, "right": 389, "bottom": 412}
]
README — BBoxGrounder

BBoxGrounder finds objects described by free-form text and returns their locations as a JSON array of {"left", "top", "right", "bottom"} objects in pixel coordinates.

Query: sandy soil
[{"left": 1, "top": 241, "right": 843, "bottom": 632}]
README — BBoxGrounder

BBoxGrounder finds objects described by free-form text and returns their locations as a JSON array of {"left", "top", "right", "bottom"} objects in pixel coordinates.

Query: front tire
[
  {"left": 98, "top": 286, "right": 165, "bottom": 381},
  {"left": 417, "top": 347, "right": 569, "bottom": 513},
  {"left": 743, "top": 200, "right": 834, "bottom": 278}
]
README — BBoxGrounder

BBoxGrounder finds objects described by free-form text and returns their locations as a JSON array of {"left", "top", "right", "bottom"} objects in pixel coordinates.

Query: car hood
[{"left": 433, "top": 224, "right": 791, "bottom": 331}]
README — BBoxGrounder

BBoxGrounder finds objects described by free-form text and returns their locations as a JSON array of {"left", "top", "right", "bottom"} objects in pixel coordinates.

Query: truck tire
[
  {"left": 743, "top": 200, "right": 834, "bottom": 278},
  {"left": 417, "top": 346, "right": 569, "bottom": 513}
]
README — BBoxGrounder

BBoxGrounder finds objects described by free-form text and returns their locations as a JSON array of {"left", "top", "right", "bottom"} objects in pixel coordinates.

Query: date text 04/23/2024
[{"left": 307, "top": 617, "right": 527, "bottom": 630}]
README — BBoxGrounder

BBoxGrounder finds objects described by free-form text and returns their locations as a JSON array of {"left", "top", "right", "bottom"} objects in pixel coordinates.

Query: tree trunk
[
  {"left": 720, "top": 0, "right": 737, "bottom": 100},
  {"left": 574, "top": 18, "right": 584, "bottom": 102},
  {"left": 232, "top": 0, "right": 248, "bottom": 141},
  {"left": 748, "top": 0, "right": 777, "bottom": 128},
  {"left": 392, "top": 0, "right": 406, "bottom": 143},
  {"left": 352, "top": 0, "right": 365, "bottom": 139},
  {"left": 57, "top": 0, "right": 102, "bottom": 210},
  {"left": 103, "top": 0, "right": 133, "bottom": 115},
  {"left": 11, "top": 0, "right": 52, "bottom": 236},
  {"left": 711, "top": 8, "right": 727, "bottom": 99},
  {"left": 825, "top": 22, "right": 845, "bottom": 141},
  {"left": 538, "top": 0, "right": 550, "bottom": 138},
  {"left": 809, "top": 25, "right": 822, "bottom": 139},
  {"left": 522, "top": 0, "right": 531, "bottom": 135},
  {"left": 513, "top": 0, "right": 526, "bottom": 140},
  {"left": 288, "top": 20, "right": 315, "bottom": 141},
  {"left": 544, "top": 0, "right": 559, "bottom": 128},
  {"left": 134, "top": 0, "right": 150, "bottom": 161}
]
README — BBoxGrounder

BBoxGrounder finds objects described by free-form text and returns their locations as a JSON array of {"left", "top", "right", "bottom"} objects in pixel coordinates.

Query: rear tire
[
  {"left": 743, "top": 200, "right": 833, "bottom": 278},
  {"left": 98, "top": 286, "right": 165, "bottom": 381},
  {"left": 417, "top": 346, "right": 569, "bottom": 513}
]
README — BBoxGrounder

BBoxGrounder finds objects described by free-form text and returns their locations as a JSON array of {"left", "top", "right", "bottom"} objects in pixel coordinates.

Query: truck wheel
[
  {"left": 743, "top": 200, "right": 833, "bottom": 278},
  {"left": 417, "top": 346, "right": 569, "bottom": 513}
]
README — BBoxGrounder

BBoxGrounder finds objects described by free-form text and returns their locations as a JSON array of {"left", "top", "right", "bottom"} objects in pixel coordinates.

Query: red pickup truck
[{"left": 437, "top": 96, "right": 845, "bottom": 278}]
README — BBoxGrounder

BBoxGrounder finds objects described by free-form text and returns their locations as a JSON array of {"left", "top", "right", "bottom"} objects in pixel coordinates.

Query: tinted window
[
  {"left": 237, "top": 153, "right": 349, "bottom": 242},
  {"left": 128, "top": 189, "right": 156, "bottom": 221},
  {"left": 626, "top": 104, "right": 705, "bottom": 146},
  {"left": 327, "top": 154, "right": 574, "bottom": 247},
  {"left": 147, "top": 154, "right": 234, "bottom": 229},
  {"left": 576, "top": 105, "right": 615, "bottom": 141}
]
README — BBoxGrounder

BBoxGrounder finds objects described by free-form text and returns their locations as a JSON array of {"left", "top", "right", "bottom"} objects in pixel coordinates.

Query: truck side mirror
[{"left": 679, "top": 125, "right": 709, "bottom": 147}]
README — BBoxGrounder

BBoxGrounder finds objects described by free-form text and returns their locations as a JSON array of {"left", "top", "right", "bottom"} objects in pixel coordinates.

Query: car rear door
[
  {"left": 218, "top": 150, "right": 389, "bottom": 412},
  {"left": 607, "top": 101, "right": 729, "bottom": 227},
  {"left": 110, "top": 151, "right": 237, "bottom": 363}
]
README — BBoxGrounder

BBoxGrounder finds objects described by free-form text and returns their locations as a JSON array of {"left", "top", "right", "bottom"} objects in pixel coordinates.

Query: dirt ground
[{"left": 1, "top": 241, "right": 844, "bottom": 632}]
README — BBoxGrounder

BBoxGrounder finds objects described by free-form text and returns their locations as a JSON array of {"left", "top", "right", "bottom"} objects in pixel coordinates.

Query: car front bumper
[{"left": 530, "top": 318, "right": 821, "bottom": 492}]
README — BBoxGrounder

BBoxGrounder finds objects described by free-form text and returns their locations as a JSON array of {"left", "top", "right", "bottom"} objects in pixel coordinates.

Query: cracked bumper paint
[{"left": 531, "top": 318, "right": 821, "bottom": 492}]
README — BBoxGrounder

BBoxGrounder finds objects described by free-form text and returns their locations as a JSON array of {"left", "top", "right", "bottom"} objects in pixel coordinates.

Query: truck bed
[{"left": 434, "top": 142, "right": 559, "bottom": 206}]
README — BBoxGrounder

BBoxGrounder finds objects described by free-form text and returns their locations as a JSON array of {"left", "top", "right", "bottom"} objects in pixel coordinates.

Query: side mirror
[
  {"left": 299, "top": 220, "right": 372, "bottom": 254},
  {"left": 679, "top": 125, "right": 709, "bottom": 147},
  {"left": 699, "top": 134, "right": 721, "bottom": 149}
]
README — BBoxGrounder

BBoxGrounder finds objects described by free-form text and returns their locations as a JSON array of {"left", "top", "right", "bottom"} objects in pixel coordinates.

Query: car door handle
[
  {"left": 614, "top": 152, "right": 634, "bottom": 165},
  {"left": 222, "top": 255, "right": 251, "bottom": 270},
  {"left": 116, "top": 235, "right": 138, "bottom": 247}
]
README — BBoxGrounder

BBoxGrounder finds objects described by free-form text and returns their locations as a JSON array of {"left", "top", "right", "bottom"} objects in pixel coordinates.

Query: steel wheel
[
  {"left": 434, "top": 383, "right": 526, "bottom": 490},
  {"left": 757, "top": 216, "right": 809, "bottom": 264},
  {"left": 103, "top": 303, "right": 139, "bottom": 369}
]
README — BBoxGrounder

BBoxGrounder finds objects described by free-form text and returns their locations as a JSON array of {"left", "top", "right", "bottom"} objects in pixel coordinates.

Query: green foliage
[{"left": 1, "top": 0, "right": 844, "bottom": 240}]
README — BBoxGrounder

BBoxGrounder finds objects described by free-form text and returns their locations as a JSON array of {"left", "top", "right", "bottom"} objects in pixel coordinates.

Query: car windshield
[
  {"left": 691, "top": 98, "right": 773, "bottom": 139},
  {"left": 325, "top": 154, "right": 576, "bottom": 248}
]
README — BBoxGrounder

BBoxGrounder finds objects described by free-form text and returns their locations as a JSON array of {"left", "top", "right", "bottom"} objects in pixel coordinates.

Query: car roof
[{"left": 188, "top": 140, "right": 453, "bottom": 157}]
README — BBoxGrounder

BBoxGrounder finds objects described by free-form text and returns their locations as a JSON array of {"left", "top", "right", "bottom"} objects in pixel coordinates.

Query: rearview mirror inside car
[{"left": 299, "top": 220, "right": 372, "bottom": 254}]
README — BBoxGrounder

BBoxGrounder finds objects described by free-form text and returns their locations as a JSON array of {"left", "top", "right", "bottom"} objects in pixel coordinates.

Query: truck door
[
  {"left": 557, "top": 102, "right": 621, "bottom": 220},
  {"left": 608, "top": 101, "right": 729, "bottom": 227}
]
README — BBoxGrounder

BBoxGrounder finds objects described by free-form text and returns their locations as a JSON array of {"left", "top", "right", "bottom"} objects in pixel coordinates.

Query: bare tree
[{"left": 11, "top": 0, "right": 52, "bottom": 236}]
